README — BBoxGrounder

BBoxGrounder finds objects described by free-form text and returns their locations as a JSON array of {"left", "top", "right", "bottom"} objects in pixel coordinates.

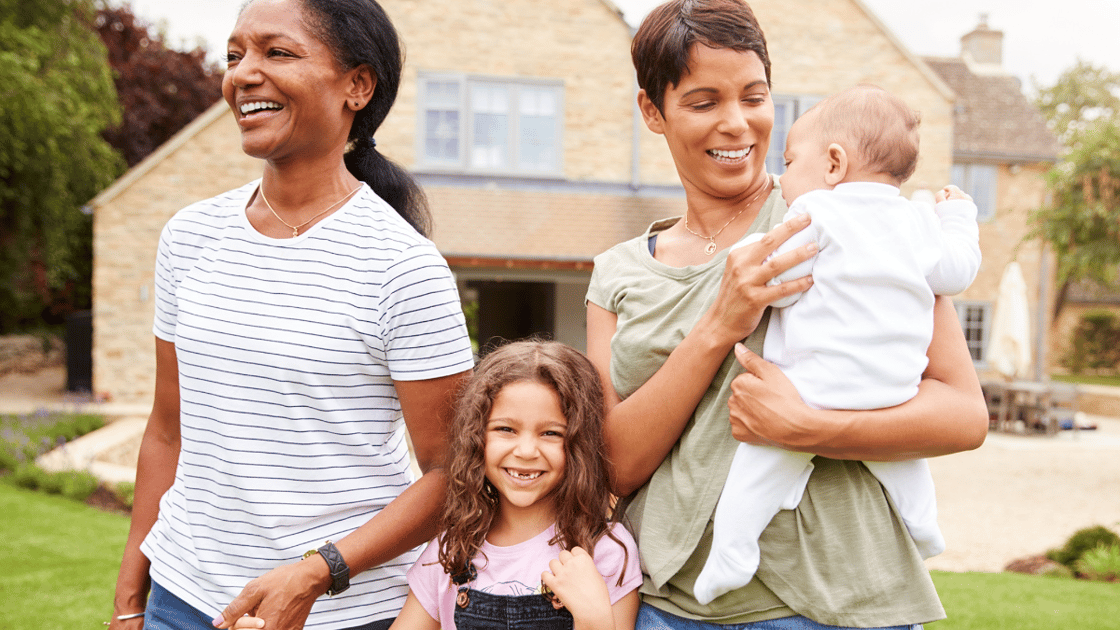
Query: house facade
[
  {"left": 91, "top": 0, "right": 962, "bottom": 404},
  {"left": 923, "top": 17, "right": 1061, "bottom": 379}
]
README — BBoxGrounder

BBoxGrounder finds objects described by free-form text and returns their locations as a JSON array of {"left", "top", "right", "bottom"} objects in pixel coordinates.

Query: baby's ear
[{"left": 824, "top": 143, "right": 847, "bottom": 185}]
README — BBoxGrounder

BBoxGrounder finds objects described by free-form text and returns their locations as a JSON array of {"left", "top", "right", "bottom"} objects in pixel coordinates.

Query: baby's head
[{"left": 779, "top": 85, "right": 920, "bottom": 205}]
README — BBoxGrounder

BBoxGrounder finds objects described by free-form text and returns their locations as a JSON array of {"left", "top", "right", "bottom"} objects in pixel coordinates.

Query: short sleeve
[
  {"left": 152, "top": 222, "right": 179, "bottom": 342},
  {"left": 594, "top": 523, "right": 643, "bottom": 604},
  {"left": 405, "top": 539, "right": 449, "bottom": 624},
  {"left": 381, "top": 244, "right": 475, "bottom": 381}
]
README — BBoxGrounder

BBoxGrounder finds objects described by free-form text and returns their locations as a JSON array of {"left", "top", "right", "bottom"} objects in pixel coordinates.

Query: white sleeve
[
  {"left": 731, "top": 204, "right": 818, "bottom": 308},
  {"left": 382, "top": 244, "right": 476, "bottom": 381},
  {"left": 925, "top": 198, "right": 982, "bottom": 295}
]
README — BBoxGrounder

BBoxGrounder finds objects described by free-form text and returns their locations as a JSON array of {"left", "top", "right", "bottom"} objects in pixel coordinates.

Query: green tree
[
  {"left": 0, "top": 0, "right": 123, "bottom": 332},
  {"left": 1032, "top": 61, "right": 1120, "bottom": 315}
]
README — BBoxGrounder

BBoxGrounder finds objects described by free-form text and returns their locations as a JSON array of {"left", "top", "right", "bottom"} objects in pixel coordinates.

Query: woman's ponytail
[
  {"left": 345, "top": 137, "right": 431, "bottom": 237},
  {"left": 303, "top": 0, "right": 433, "bottom": 237}
]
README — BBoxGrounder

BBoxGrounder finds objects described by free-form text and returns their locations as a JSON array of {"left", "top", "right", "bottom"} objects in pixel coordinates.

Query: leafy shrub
[
  {"left": 11, "top": 464, "right": 45, "bottom": 490},
  {"left": 114, "top": 481, "right": 135, "bottom": 508},
  {"left": 1047, "top": 525, "right": 1120, "bottom": 566},
  {"left": 1075, "top": 544, "right": 1120, "bottom": 581},
  {"left": 0, "top": 412, "right": 106, "bottom": 473},
  {"left": 59, "top": 470, "right": 99, "bottom": 501},
  {"left": 1063, "top": 310, "right": 1120, "bottom": 374}
]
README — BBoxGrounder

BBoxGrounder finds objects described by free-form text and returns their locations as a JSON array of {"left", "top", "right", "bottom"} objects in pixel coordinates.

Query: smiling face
[
  {"left": 640, "top": 44, "right": 774, "bottom": 204},
  {"left": 484, "top": 380, "right": 568, "bottom": 527},
  {"left": 222, "top": 0, "right": 365, "bottom": 164}
]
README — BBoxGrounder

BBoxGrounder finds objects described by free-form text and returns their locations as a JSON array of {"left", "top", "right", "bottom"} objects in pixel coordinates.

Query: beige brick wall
[
  {"left": 963, "top": 162, "right": 1057, "bottom": 378},
  {"left": 92, "top": 110, "right": 261, "bottom": 404},
  {"left": 380, "top": 0, "right": 643, "bottom": 183}
]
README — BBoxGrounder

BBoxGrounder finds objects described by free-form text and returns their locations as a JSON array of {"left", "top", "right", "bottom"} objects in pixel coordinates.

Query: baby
[{"left": 694, "top": 85, "right": 982, "bottom": 605}]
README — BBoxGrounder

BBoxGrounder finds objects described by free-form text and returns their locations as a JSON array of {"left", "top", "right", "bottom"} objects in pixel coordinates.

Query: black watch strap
[{"left": 304, "top": 540, "right": 350, "bottom": 596}]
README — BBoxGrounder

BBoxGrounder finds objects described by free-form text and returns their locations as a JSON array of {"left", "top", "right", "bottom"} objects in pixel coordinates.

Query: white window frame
[
  {"left": 768, "top": 94, "right": 822, "bottom": 175},
  {"left": 417, "top": 72, "right": 565, "bottom": 176},
  {"left": 951, "top": 163, "right": 998, "bottom": 221},
  {"left": 954, "top": 300, "right": 993, "bottom": 365}
]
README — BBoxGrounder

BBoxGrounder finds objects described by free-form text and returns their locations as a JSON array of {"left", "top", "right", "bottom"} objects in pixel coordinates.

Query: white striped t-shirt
[{"left": 141, "top": 181, "right": 474, "bottom": 629}]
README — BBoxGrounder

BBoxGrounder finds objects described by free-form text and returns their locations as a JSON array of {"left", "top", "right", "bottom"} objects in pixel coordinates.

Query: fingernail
[{"left": 212, "top": 616, "right": 224, "bottom": 628}]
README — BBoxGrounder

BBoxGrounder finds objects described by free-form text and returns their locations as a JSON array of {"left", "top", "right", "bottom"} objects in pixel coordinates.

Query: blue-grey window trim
[
  {"left": 417, "top": 71, "right": 566, "bottom": 177},
  {"left": 768, "top": 94, "right": 823, "bottom": 175}
]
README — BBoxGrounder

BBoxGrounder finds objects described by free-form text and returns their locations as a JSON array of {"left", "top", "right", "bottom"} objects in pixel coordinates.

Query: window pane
[
  {"left": 972, "top": 164, "right": 997, "bottom": 221},
  {"left": 425, "top": 110, "right": 459, "bottom": 161},
  {"left": 519, "top": 87, "right": 558, "bottom": 171},
  {"left": 768, "top": 99, "right": 792, "bottom": 174},
  {"left": 471, "top": 84, "right": 509, "bottom": 168},
  {"left": 422, "top": 80, "right": 460, "bottom": 163},
  {"left": 956, "top": 302, "right": 989, "bottom": 362}
]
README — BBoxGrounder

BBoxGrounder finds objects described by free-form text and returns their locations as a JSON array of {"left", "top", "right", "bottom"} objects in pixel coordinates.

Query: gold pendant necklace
[
  {"left": 259, "top": 183, "right": 363, "bottom": 237},
  {"left": 683, "top": 179, "right": 772, "bottom": 255}
]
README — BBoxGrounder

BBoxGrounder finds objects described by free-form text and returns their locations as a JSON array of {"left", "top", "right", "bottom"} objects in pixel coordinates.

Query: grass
[
  {"left": 0, "top": 483, "right": 127, "bottom": 629},
  {"left": 1051, "top": 373, "right": 1120, "bottom": 388},
  {"left": 1, "top": 484, "right": 1118, "bottom": 628},
  {"left": 932, "top": 570, "right": 1120, "bottom": 629}
]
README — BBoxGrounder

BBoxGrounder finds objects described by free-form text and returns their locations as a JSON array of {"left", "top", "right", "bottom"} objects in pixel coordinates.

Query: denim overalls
[{"left": 451, "top": 563, "right": 574, "bottom": 630}]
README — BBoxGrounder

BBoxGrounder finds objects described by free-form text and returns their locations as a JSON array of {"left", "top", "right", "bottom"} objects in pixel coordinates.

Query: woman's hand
[
  {"left": 728, "top": 297, "right": 988, "bottom": 460},
  {"left": 212, "top": 558, "right": 330, "bottom": 630},
  {"left": 706, "top": 212, "right": 816, "bottom": 345},
  {"left": 726, "top": 343, "right": 823, "bottom": 449}
]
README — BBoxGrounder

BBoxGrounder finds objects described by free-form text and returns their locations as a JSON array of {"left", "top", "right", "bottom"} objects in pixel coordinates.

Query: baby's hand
[
  {"left": 541, "top": 547, "right": 613, "bottom": 627},
  {"left": 229, "top": 615, "right": 265, "bottom": 629},
  {"left": 935, "top": 184, "right": 972, "bottom": 203}
]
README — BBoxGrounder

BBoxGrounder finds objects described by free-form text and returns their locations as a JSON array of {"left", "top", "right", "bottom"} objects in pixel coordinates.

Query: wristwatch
[{"left": 304, "top": 540, "right": 350, "bottom": 596}]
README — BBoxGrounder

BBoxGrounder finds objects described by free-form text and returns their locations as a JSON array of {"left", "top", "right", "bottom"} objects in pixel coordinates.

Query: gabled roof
[{"left": 924, "top": 57, "right": 1061, "bottom": 163}]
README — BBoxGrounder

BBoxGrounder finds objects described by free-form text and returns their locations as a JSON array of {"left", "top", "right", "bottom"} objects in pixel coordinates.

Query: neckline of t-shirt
[
  {"left": 480, "top": 523, "right": 557, "bottom": 556},
  {"left": 641, "top": 186, "right": 781, "bottom": 279},
  {"left": 237, "top": 179, "right": 368, "bottom": 244}
]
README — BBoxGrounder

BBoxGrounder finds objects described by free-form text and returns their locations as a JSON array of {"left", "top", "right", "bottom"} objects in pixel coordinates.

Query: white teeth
[
  {"left": 709, "top": 147, "right": 751, "bottom": 159},
  {"left": 507, "top": 469, "right": 542, "bottom": 480},
  {"left": 240, "top": 101, "right": 282, "bottom": 115}
]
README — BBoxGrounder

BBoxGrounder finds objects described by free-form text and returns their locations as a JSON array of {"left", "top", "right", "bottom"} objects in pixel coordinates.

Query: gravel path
[{"left": 927, "top": 416, "right": 1120, "bottom": 572}]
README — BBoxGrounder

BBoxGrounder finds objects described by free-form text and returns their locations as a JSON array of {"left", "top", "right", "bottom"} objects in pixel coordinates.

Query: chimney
[{"left": 960, "top": 14, "right": 1003, "bottom": 66}]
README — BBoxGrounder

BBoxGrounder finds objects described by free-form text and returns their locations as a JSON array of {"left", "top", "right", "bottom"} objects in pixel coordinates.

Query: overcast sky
[{"left": 131, "top": 0, "right": 1120, "bottom": 93}]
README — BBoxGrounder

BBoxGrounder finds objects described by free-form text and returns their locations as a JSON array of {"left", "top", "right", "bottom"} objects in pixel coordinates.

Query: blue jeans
[
  {"left": 144, "top": 581, "right": 394, "bottom": 630},
  {"left": 636, "top": 603, "right": 923, "bottom": 630}
]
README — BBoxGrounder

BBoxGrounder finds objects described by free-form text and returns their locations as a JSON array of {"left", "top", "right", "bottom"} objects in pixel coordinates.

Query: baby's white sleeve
[{"left": 926, "top": 198, "right": 982, "bottom": 295}]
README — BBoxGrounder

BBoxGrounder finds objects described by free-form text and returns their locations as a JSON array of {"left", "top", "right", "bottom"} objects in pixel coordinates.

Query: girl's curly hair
[{"left": 437, "top": 340, "right": 627, "bottom": 585}]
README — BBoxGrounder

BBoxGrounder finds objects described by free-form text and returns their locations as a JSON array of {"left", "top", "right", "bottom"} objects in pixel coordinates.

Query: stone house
[
  {"left": 90, "top": 0, "right": 976, "bottom": 404},
  {"left": 923, "top": 17, "right": 1062, "bottom": 379}
]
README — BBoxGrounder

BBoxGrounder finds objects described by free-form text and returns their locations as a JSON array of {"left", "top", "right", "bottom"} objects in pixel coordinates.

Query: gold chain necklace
[
  {"left": 259, "top": 183, "right": 363, "bottom": 237},
  {"left": 683, "top": 178, "right": 773, "bottom": 255}
]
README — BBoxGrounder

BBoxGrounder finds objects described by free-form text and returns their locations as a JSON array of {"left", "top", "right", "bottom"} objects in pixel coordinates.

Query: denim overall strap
[{"left": 453, "top": 589, "right": 574, "bottom": 630}]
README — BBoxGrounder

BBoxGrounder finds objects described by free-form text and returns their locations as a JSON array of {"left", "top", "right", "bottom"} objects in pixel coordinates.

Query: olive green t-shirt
[{"left": 585, "top": 180, "right": 945, "bottom": 626}]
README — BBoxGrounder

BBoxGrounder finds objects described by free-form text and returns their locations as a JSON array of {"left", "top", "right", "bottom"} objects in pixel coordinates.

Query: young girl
[{"left": 393, "top": 340, "right": 641, "bottom": 630}]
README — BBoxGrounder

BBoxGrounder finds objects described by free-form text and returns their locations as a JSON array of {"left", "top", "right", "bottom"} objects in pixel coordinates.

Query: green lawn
[
  {"left": 932, "top": 570, "right": 1120, "bottom": 629},
  {"left": 1, "top": 483, "right": 1118, "bottom": 629},
  {"left": 1051, "top": 373, "right": 1120, "bottom": 388},
  {"left": 0, "top": 483, "right": 127, "bottom": 629}
]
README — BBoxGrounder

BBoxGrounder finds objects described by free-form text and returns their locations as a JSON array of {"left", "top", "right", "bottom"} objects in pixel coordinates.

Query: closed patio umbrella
[{"left": 987, "top": 261, "right": 1032, "bottom": 379}]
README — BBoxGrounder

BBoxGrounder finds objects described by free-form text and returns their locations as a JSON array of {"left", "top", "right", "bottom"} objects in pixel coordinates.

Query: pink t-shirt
[{"left": 406, "top": 523, "right": 641, "bottom": 629}]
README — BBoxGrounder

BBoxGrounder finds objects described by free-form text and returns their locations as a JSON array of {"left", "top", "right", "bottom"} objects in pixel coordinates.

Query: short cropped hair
[
  {"left": 631, "top": 0, "right": 771, "bottom": 113},
  {"left": 812, "top": 85, "right": 921, "bottom": 182}
]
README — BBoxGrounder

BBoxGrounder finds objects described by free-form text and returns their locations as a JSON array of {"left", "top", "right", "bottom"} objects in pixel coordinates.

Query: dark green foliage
[
  {"left": 113, "top": 480, "right": 135, "bottom": 507},
  {"left": 0, "top": 0, "right": 124, "bottom": 332},
  {"left": 1031, "top": 62, "right": 1120, "bottom": 316},
  {"left": 1063, "top": 310, "right": 1120, "bottom": 373},
  {"left": 1076, "top": 544, "right": 1120, "bottom": 581},
  {"left": 1047, "top": 525, "right": 1120, "bottom": 567}
]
